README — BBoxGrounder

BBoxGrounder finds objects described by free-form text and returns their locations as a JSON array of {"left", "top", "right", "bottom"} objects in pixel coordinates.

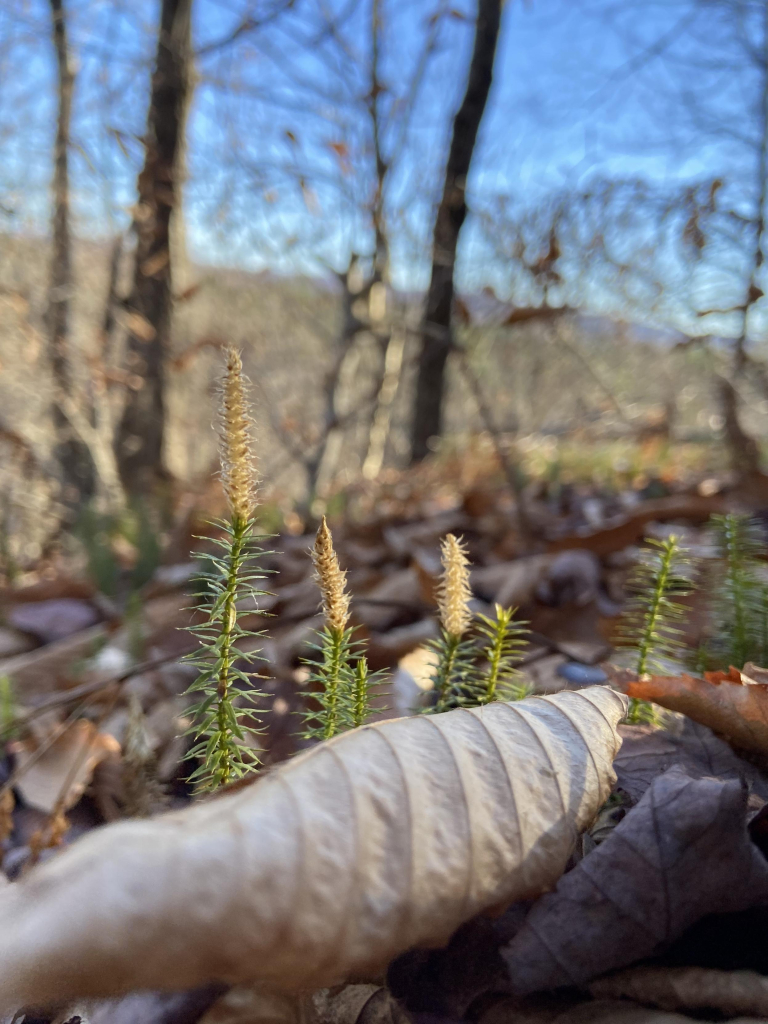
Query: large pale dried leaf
[
  {"left": 0, "top": 687, "right": 625, "bottom": 1009},
  {"left": 612, "top": 665, "right": 768, "bottom": 757},
  {"left": 502, "top": 770, "right": 768, "bottom": 995},
  {"left": 590, "top": 966, "right": 768, "bottom": 1019},
  {"left": 615, "top": 719, "right": 768, "bottom": 804},
  {"left": 11, "top": 719, "right": 121, "bottom": 813}
]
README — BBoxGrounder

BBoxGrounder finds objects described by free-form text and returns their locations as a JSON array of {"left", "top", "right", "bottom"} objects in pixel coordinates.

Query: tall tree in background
[
  {"left": 410, "top": 0, "right": 502, "bottom": 463},
  {"left": 116, "top": 0, "right": 193, "bottom": 495},
  {"left": 48, "top": 0, "right": 91, "bottom": 500}
]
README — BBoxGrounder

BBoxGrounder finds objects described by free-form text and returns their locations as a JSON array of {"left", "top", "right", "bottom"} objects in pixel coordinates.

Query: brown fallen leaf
[
  {"left": 313, "top": 986, "right": 408, "bottom": 1024},
  {"left": 610, "top": 665, "right": 768, "bottom": 758},
  {"left": 10, "top": 719, "right": 121, "bottom": 813},
  {"left": 198, "top": 983, "right": 406, "bottom": 1024},
  {"left": 8, "top": 598, "right": 99, "bottom": 644},
  {"left": 502, "top": 770, "right": 768, "bottom": 995},
  {"left": 590, "top": 965, "right": 768, "bottom": 1020},
  {"left": 479, "top": 995, "right": 764, "bottom": 1024},
  {"left": 28, "top": 806, "right": 70, "bottom": 863},
  {"left": 546, "top": 494, "right": 726, "bottom": 558},
  {"left": 382, "top": 512, "right": 469, "bottom": 558},
  {"left": 0, "top": 788, "right": 12, "bottom": 844},
  {"left": 388, "top": 902, "right": 530, "bottom": 1017},
  {"left": 0, "top": 686, "right": 626, "bottom": 1009},
  {"left": 471, "top": 555, "right": 556, "bottom": 608},
  {"left": 366, "top": 619, "right": 439, "bottom": 670},
  {"left": 614, "top": 719, "right": 768, "bottom": 804},
  {"left": 354, "top": 569, "right": 425, "bottom": 631},
  {"left": 533, "top": 551, "right": 601, "bottom": 609},
  {"left": 0, "top": 623, "right": 109, "bottom": 698}
]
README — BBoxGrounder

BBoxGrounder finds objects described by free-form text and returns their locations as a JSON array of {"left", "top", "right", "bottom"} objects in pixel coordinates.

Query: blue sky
[{"left": 0, "top": 0, "right": 764, "bottom": 335}]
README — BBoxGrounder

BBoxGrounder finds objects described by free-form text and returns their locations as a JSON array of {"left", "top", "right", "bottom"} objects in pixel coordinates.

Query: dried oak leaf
[
  {"left": 590, "top": 965, "right": 768, "bottom": 1020},
  {"left": 502, "top": 770, "right": 768, "bottom": 995},
  {"left": 0, "top": 687, "right": 626, "bottom": 1010},
  {"left": 10, "top": 719, "right": 121, "bottom": 813},
  {"left": 612, "top": 665, "right": 768, "bottom": 758},
  {"left": 615, "top": 719, "right": 768, "bottom": 805}
]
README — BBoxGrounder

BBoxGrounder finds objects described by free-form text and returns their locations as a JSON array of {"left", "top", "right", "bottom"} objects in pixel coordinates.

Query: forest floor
[{"left": 3, "top": 445, "right": 768, "bottom": 1023}]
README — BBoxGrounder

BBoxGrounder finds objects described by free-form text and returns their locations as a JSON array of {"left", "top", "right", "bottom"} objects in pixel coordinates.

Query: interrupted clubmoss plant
[
  {"left": 0, "top": 675, "right": 16, "bottom": 741},
  {"left": 712, "top": 513, "right": 763, "bottom": 669},
  {"left": 619, "top": 535, "right": 692, "bottom": 724},
  {"left": 350, "top": 656, "right": 373, "bottom": 728},
  {"left": 428, "top": 534, "right": 476, "bottom": 713},
  {"left": 471, "top": 604, "right": 530, "bottom": 705},
  {"left": 303, "top": 517, "right": 373, "bottom": 739},
  {"left": 759, "top": 583, "right": 768, "bottom": 667},
  {"left": 183, "top": 347, "right": 268, "bottom": 791}
]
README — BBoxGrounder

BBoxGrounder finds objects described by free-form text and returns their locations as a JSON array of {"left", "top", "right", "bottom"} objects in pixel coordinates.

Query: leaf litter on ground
[
  {"left": 502, "top": 770, "right": 768, "bottom": 995},
  {"left": 0, "top": 687, "right": 625, "bottom": 1010},
  {"left": 3, "top": 472, "right": 768, "bottom": 1020}
]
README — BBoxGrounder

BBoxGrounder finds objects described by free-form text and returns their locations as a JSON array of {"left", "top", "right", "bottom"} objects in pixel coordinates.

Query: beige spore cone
[
  {"left": 219, "top": 346, "right": 258, "bottom": 522},
  {"left": 437, "top": 533, "right": 472, "bottom": 637},
  {"left": 313, "top": 516, "right": 350, "bottom": 633}
]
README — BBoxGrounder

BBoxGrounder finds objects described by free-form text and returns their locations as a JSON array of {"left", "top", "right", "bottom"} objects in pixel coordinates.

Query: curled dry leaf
[
  {"left": 10, "top": 719, "right": 121, "bottom": 813},
  {"left": 609, "top": 664, "right": 768, "bottom": 758},
  {"left": 0, "top": 686, "right": 625, "bottom": 1010},
  {"left": 502, "top": 770, "right": 768, "bottom": 995},
  {"left": 590, "top": 966, "right": 768, "bottom": 1020}
]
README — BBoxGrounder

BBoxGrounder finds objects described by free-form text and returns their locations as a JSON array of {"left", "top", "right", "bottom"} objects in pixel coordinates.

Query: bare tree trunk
[
  {"left": 48, "top": 0, "right": 91, "bottom": 500},
  {"left": 718, "top": 376, "right": 762, "bottom": 476},
  {"left": 303, "top": 258, "right": 365, "bottom": 507},
  {"left": 409, "top": 0, "right": 502, "bottom": 464},
  {"left": 363, "top": 325, "right": 405, "bottom": 480},
  {"left": 733, "top": 0, "right": 768, "bottom": 376},
  {"left": 116, "top": 0, "right": 192, "bottom": 496}
]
